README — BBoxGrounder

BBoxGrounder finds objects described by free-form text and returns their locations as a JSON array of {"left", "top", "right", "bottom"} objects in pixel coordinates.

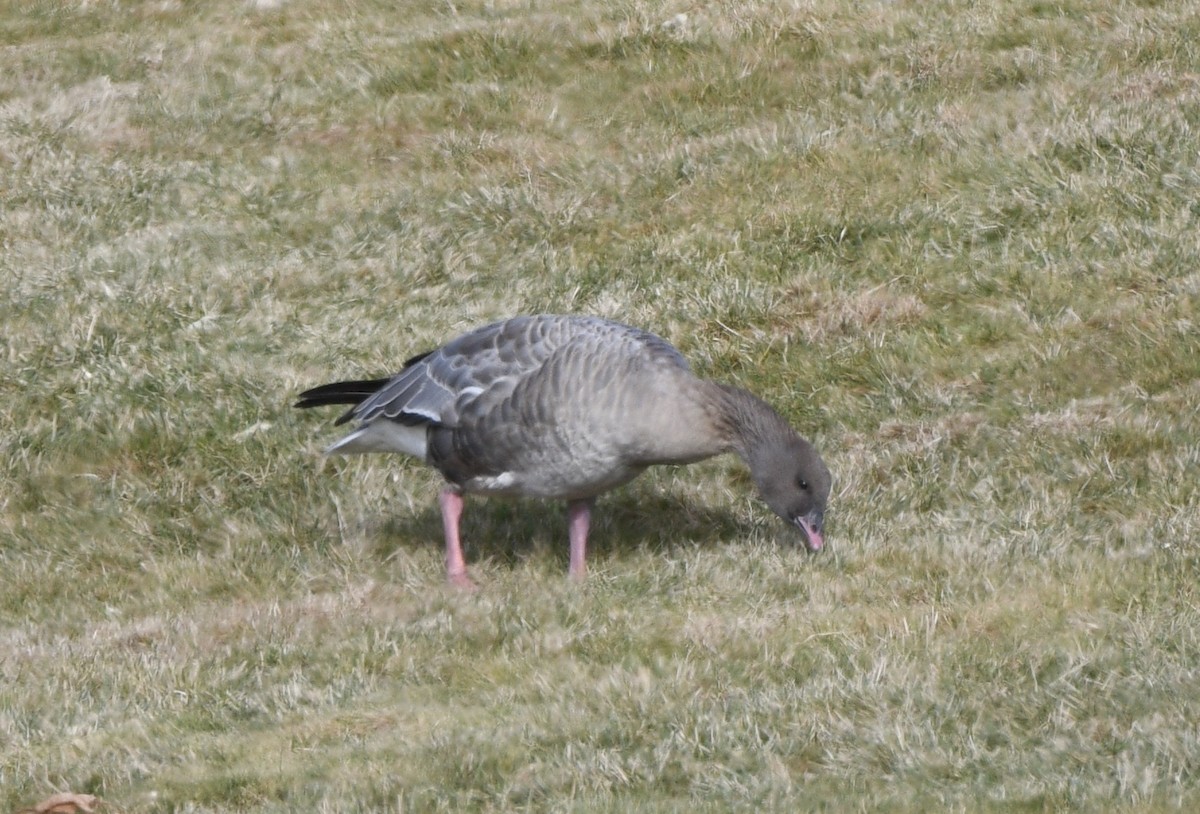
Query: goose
[{"left": 295, "top": 314, "right": 831, "bottom": 588}]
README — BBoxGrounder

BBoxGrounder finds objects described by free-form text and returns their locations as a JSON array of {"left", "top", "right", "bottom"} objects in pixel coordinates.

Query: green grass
[{"left": 2, "top": 0, "right": 1198, "bottom": 811}]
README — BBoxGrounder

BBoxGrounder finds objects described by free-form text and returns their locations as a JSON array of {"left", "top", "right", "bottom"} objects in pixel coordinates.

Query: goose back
[{"left": 336, "top": 315, "right": 716, "bottom": 499}]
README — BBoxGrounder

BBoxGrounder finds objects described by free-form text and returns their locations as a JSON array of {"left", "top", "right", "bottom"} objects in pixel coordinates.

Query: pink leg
[
  {"left": 567, "top": 499, "right": 593, "bottom": 582},
  {"left": 439, "top": 488, "right": 475, "bottom": 590}
]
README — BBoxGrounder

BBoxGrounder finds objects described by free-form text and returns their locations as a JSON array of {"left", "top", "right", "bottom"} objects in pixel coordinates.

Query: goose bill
[{"left": 794, "top": 516, "right": 824, "bottom": 552}]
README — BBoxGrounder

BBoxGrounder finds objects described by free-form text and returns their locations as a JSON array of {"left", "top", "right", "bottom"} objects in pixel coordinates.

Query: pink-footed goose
[{"left": 296, "top": 315, "right": 831, "bottom": 588}]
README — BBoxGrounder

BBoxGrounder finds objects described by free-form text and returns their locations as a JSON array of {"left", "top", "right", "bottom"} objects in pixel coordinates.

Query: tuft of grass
[{"left": 2, "top": 0, "right": 1198, "bottom": 811}]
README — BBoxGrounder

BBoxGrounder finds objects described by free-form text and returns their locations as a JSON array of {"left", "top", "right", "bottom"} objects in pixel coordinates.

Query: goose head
[{"left": 749, "top": 436, "right": 831, "bottom": 551}]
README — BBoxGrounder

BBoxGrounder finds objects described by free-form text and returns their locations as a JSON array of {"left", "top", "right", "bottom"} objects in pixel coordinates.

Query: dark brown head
[
  {"left": 747, "top": 435, "right": 831, "bottom": 551},
  {"left": 714, "top": 383, "right": 832, "bottom": 551}
]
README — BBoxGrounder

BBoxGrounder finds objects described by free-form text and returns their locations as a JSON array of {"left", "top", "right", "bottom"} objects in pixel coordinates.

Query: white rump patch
[{"left": 325, "top": 420, "right": 427, "bottom": 459}]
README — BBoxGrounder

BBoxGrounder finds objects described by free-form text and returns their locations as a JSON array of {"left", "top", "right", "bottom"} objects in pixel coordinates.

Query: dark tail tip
[{"left": 294, "top": 378, "right": 391, "bottom": 415}]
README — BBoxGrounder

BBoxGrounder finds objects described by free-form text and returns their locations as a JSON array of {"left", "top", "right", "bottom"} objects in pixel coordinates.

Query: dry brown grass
[{"left": 2, "top": 0, "right": 1199, "bottom": 811}]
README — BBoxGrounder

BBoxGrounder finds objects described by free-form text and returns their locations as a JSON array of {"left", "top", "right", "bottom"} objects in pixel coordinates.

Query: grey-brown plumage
[{"left": 296, "top": 315, "right": 831, "bottom": 587}]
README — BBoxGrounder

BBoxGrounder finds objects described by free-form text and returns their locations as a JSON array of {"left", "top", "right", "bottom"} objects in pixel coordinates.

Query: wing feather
[{"left": 346, "top": 316, "right": 594, "bottom": 427}]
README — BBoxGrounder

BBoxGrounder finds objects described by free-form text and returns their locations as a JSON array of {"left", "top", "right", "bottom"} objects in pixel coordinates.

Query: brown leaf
[{"left": 15, "top": 792, "right": 99, "bottom": 814}]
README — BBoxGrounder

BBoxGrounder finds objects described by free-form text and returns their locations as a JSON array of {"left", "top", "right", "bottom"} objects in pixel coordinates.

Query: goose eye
[{"left": 796, "top": 478, "right": 809, "bottom": 491}]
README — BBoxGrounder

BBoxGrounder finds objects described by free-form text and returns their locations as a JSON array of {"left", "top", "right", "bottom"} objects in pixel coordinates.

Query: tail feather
[{"left": 294, "top": 378, "right": 392, "bottom": 425}]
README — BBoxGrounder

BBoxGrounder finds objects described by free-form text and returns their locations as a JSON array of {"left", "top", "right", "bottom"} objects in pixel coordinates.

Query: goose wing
[{"left": 345, "top": 315, "right": 630, "bottom": 428}]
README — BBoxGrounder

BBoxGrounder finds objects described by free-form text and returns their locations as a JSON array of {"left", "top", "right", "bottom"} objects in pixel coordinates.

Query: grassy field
[{"left": 2, "top": 0, "right": 1199, "bottom": 810}]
